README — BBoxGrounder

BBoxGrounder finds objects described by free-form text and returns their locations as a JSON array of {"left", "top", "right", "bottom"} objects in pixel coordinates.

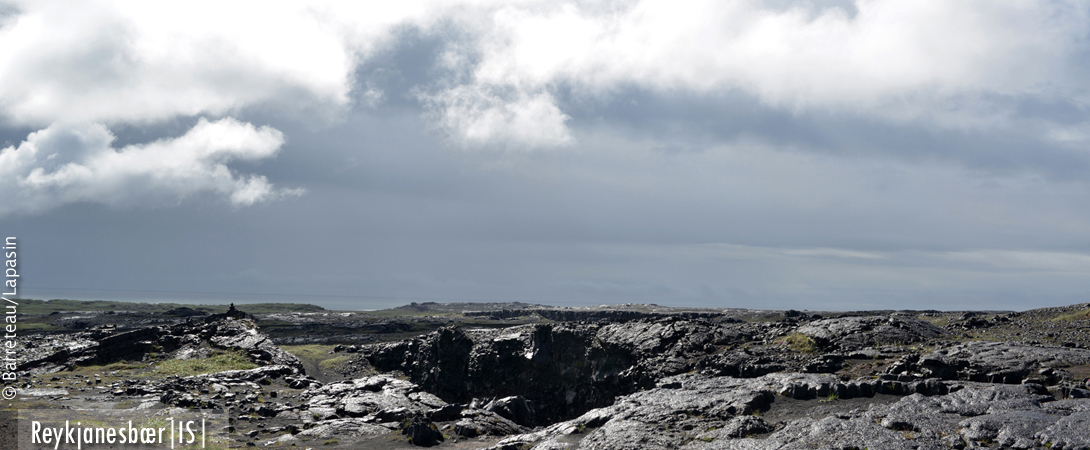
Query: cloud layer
[
  {"left": 0, "top": 118, "right": 296, "bottom": 215},
  {"left": 3, "top": 1, "right": 1086, "bottom": 148},
  {"left": 423, "top": 0, "right": 1090, "bottom": 148}
]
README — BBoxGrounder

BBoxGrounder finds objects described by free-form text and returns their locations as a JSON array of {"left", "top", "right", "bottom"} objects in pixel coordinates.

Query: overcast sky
[{"left": 2, "top": 0, "right": 1090, "bottom": 311}]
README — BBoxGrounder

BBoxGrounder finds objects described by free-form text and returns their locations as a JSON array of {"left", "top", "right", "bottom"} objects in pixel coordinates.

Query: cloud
[
  {"left": 0, "top": 118, "right": 299, "bottom": 215},
  {"left": 1, "top": 0, "right": 1088, "bottom": 151},
  {"left": 419, "top": 0, "right": 1090, "bottom": 146},
  {"left": 423, "top": 85, "right": 573, "bottom": 148},
  {"left": 0, "top": 0, "right": 448, "bottom": 126},
  {"left": 0, "top": 2, "right": 339, "bottom": 125}
]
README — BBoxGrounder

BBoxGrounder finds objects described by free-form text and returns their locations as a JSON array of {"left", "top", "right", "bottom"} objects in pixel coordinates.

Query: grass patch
[
  {"left": 1051, "top": 308, "right": 1090, "bottom": 322},
  {"left": 63, "top": 361, "right": 144, "bottom": 381},
  {"left": 149, "top": 350, "right": 257, "bottom": 377},
  {"left": 283, "top": 344, "right": 356, "bottom": 377},
  {"left": 916, "top": 315, "right": 953, "bottom": 327},
  {"left": 319, "top": 355, "right": 352, "bottom": 372},
  {"left": 778, "top": 333, "right": 818, "bottom": 353},
  {"left": 282, "top": 344, "right": 336, "bottom": 361}
]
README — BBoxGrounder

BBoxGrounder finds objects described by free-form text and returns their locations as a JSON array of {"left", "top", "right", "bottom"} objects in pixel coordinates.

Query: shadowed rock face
[
  {"left": 365, "top": 324, "right": 625, "bottom": 424},
  {"left": 363, "top": 319, "right": 751, "bottom": 424}
]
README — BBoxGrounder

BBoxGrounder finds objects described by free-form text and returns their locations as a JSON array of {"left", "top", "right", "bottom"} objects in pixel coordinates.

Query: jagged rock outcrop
[
  {"left": 362, "top": 319, "right": 753, "bottom": 425},
  {"left": 301, "top": 375, "right": 448, "bottom": 420},
  {"left": 795, "top": 314, "right": 945, "bottom": 350},
  {"left": 360, "top": 314, "right": 957, "bottom": 427},
  {"left": 495, "top": 373, "right": 1090, "bottom": 450},
  {"left": 18, "top": 313, "right": 302, "bottom": 374},
  {"left": 295, "top": 375, "right": 531, "bottom": 443},
  {"left": 884, "top": 340, "right": 1090, "bottom": 385}
]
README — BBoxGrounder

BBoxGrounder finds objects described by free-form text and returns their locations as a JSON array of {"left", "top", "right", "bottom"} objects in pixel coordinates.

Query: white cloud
[
  {"left": 0, "top": 0, "right": 451, "bottom": 125},
  {"left": 423, "top": 85, "right": 573, "bottom": 148},
  {"left": 421, "top": 0, "right": 1090, "bottom": 144},
  {"left": 0, "top": 0, "right": 1087, "bottom": 149},
  {"left": 477, "top": 1, "right": 1086, "bottom": 103},
  {"left": 0, "top": 118, "right": 299, "bottom": 215}
]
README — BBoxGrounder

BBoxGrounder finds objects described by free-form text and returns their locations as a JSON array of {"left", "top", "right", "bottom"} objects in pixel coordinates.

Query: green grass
[
  {"left": 59, "top": 361, "right": 144, "bottom": 383},
  {"left": 282, "top": 344, "right": 336, "bottom": 361},
  {"left": 319, "top": 355, "right": 352, "bottom": 372},
  {"left": 778, "top": 333, "right": 818, "bottom": 353},
  {"left": 283, "top": 344, "right": 356, "bottom": 377},
  {"left": 149, "top": 351, "right": 257, "bottom": 377},
  {"left": 1051, "top": 307, "right": 1090, "bottom": 322}
]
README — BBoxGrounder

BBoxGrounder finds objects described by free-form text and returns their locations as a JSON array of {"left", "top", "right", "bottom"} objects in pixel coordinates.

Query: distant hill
[{"left": 15, "top": 299, "right": 327, "bottom": 315}]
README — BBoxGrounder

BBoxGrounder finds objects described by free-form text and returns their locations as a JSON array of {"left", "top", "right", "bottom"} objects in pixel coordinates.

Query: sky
[{"left": 2, "top": 0, "right": 1090, "bottom": 311}]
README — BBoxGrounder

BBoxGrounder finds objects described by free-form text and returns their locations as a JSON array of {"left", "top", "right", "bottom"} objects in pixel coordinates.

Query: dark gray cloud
[{"left": 11, "top": 106, "right": 1090, "bottom": 311}]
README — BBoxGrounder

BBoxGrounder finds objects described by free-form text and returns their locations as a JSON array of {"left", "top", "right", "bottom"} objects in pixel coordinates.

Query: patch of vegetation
[
  {"left": 916, "top": 315, "right": 953, "bottom": 327},
  {"left": 1051, "top": 307, "right": 1090, "bottom": 322},
  {"left": 149, "top": 350, "right": 257, "bottom": 377},
  {"left": 64, "top": 361, "right": 144, "bottom": 382},
  {"left": 319, "top": 355, "right": 352, "bottom": 372},
  {"left": 283, "top": 344, "right": 336, "bottom": 361},
  {"left": 778, "top": 333, "right": 818, "bottom": 353}
]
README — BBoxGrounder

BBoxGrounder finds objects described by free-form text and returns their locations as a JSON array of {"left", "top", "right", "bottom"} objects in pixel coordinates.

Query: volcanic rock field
[{"left": 7, "top": 302, "right": 1090, "bottom": 449}]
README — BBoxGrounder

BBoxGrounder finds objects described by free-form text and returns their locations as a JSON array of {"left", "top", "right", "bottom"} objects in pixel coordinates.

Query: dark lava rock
[
  {"left": 163, "top": 307, "right": 207, "bottom": 317},
  {"left": 453, "top": 408, "right": 529, "bottom": 438},
  {"left": 362, "top": 319, "right": 767, "bottom": 425},
  {"left": 300, "top": 375, "right": 448, "bottom": 420},
  {"left": 401, "top": 419, "right": 444, "bottom": 447},
  {"left": 887, "top": 341, "right": 1090, "bottom": 384},
  {"left": 18, "top": 312, "right": 302, "bottom": 374},
  {"left": 795, "top": 314, "right": 945, "bottom": 350},
  {"left": 495, "top": 372, "right": 1090, "bottom": 450},
  {"left": 485, "top": 395, "right": 536, "bottom": 427},
  {"left": 286, "top": 375, "right": 538, "bottom": 443}
]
